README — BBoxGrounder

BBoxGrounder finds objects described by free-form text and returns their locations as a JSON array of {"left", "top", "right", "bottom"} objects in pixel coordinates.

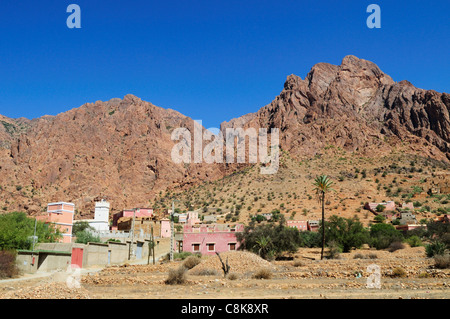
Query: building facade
[
  {"left": 182, "top": 223, "right": 244, "bottom": 255},
  {"left": 37, "top": 202, "right": 75, "bottom": 243}
]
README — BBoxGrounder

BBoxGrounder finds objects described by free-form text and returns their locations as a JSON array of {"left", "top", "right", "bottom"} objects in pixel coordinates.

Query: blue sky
[{"left": 0, "top": 0, "right": 449, "bottom": 129}]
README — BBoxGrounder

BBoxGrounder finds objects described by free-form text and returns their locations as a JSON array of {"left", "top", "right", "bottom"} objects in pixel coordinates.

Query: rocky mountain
[
  {"left": 0, "top": 55, "right": 448, "bottom": 218},
  {"left": 221, "top": 55, "right": 450, "bottom": 162},
  {"left": 0, "top": 95, "right": 225, "bottom": 217}
]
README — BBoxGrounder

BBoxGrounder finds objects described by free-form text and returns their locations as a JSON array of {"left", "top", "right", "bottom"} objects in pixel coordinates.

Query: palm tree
[
  {"left": 313, "top": 175, "right": 334, "bottom": 260},
  {"left": 255, "top": 235, "right": 272, "bottom": 260}
]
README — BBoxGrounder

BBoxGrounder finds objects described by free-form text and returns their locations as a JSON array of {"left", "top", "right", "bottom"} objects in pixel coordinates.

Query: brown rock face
[
  {"left": 221, "top": 55, "right": 450, "bottom": 161},
  {"left": 0, "top": 95, "right": 225, "bottom": 216},
  {"left": 0, "top": 55, "right": 448, "bottom": 217}
]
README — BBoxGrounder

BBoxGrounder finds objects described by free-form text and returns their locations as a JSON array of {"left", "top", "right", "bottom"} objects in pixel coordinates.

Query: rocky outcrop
[
  {"left": 0, "top": 95, "right": 225, "bottom": 216},
  {"left": 1, "top": 55, "right": 448, "bottom": 217},
  {"left": 220, "top": 55, "right": 450, "bottom": 161}
]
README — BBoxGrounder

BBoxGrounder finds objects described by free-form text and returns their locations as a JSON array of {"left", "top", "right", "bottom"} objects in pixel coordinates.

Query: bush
[
  {"left": 75, "top": 230, "right": 101, "bottom": 244},
  {"left": 165, "top": 266, "right": 188, "bottom": 285},
  {"left": 370, "top": 223, "right": 403, "bottom": 250},
  {"left": 236, "top": 220, "right": 302, "bottom": 260},
  {"left": 0, "top": 212, "right": 62, "bottom": 250},
  {"left": 391, "top": 267, "right": 407, "bottom": 278},
  {"left": 183, "top": 256, "right": 201, "bottom": 270},
  {"left": 433, "top": 254, "right": 450, "bottom": 269},
  {"left": 326, "top": 240, "right": 342, "bottom": 259},
  {"left": 368, "top": 253, "right": 378, "bottom": 259},
  {"left": 227, "top": 273, "right": 239, "bottom": 280},
  {"left": 299, "top": 231, "right": 321, "bottom": 248},
  {"left": 195, "top": 268, "right": 219, "bottom": 276},
  {"left": 405, "top": 235, "right": 422, "bottom": 247},
  {"left": 425, "top": 241, "right": 447, "bottom": 258},
  {"left": 252, "top": 268, "right": 272, "bottom": 279},
  {"left": 322, "top": 215, "right": 370, "bottom": 252},
  {"left": 387, "top": 241, "right": 405, "bottom": 252},
  {"left": 353, "top": 253, "right": 366, "bottom": 259},
  {"left": 292, "top": 259, "right": 304, "bottom": 267},
  {"left": 0, "top": 250, "right": 19, "bottom": 279}
]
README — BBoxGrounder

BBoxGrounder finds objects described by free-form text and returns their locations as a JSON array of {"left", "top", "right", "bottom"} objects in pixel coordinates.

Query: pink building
[
  {"left": 37, "top": 202, "right": 75, "bottom": 243},
  {"left": 182, "top": 224, "right": 244, "bottom": 255},
  {"left": 160, "top": 218, "right": 172, "bottom": 238},
  {"left": 186, "top": 210, "right": 200, "bottom": 225},
  {"left": 287, "top": 220, "right": 308, "bottom": 231},
  {"left": 365, "top": 201, "right": 396, "bottom": 214},
  {"left": 112, "top": 208, "right": 153, "bottom": 228}
]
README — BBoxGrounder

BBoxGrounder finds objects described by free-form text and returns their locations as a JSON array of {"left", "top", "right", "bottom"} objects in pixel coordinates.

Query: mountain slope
[
  {"left": 0, "top": 55, "right": 448, "bottom": 218},
  {"left": 0, "top": 95, "right": 225, "bottom": 217},
  {"left": 221, "top": 55, "right": 450, "bottom": 161}
]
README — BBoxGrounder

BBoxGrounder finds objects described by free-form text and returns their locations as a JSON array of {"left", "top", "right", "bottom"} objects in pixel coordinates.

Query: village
[{"left": 6, "top": 191, "right": 447, "bottom": 276}]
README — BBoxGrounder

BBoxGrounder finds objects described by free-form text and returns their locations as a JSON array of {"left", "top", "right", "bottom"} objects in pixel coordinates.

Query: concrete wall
[
  {"left": 16, "top": 237, "right": 172, "bottom": 274},
  {"left": 37, "top": 253, "right": 72, "bottom": 272},
  {"left": 16, "top": 252, "right": 39, "bottom": 274}
]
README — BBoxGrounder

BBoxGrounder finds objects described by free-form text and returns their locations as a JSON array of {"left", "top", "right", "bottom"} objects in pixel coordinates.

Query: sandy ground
[{"left": 0, "top": 247, "right": 448, "bottom": 299}]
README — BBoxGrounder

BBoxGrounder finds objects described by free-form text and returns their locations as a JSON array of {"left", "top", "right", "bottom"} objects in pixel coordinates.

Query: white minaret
[{"left": 93, "top": 199, "right": 110, "bottom": 231}]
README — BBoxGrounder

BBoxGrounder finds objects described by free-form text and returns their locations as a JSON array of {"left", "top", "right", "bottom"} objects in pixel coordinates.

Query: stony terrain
[{"left": 0, "top": 248, "right": 448, "bottom": 299}]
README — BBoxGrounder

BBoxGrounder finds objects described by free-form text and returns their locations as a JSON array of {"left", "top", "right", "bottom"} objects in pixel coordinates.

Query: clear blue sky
[{"left": 0, "top": 0, "right": 449, "bottom": 129}]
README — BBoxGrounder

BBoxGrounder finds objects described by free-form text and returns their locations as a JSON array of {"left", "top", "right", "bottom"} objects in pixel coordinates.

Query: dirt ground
[{"left": 1, "top": 247, "right": 448, "bottom": 299}]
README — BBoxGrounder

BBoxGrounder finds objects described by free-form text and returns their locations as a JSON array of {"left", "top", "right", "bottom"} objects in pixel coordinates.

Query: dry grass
[
  {"left": 165, "top": 266, "right": 188, "bottom": 285},
  {"left": 252, "top": 268, "right": 272, "bottom": 279},
  {"left": 183, "top": 256, "right": 201, "bottom": 270}
]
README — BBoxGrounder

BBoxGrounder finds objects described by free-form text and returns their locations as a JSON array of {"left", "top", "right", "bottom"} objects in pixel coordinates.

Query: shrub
[
  {"left": 425, "top": 241, "right": 447, "bottom": 258},
  {"left": 353, "top": 253, "right": 366, "bottom": 259},
  {"left": 299, "top": 231, "right": 321, "bottom": 248},
  {"left": 236, "top": 221, "right": 302, "bottom": 260},
  {"left": 368, "top": 253, "right": 378, "bottom": 259},
  {"left": 183, "top": 256, "right": 201, "bottom": 269},
  {"left": 75, "top": 230, "right": 101, "bottom": 244},
  {"left": 370, "top": 223, "right": 403, "bottom": 250},
  {"left": 173, "top": 252, "right": 201, "bottom": 260},
  {"left": 195, "top": 268, "right": 219, "bottom": 276},
  {"left": 433, "top": 254, "right": 450, "bottom": 269},
  {"left": 405, "top": 235, "right": 422, "bottom": 247},
  {"left": 252, "top": 268, "right": 272, "bottom": 279},
  {"left": 0, "top": 250, "right": 19, "bottom": 279},
  {"left": 387, "top": 241, "right": 405, "bottom": 252},
  {"left": 292, "top": 259, "right": 304, "bottom": 267},
  {"left": 165, "top": 266, "right": 188, "bottom": 285},
  {"left": 0, "top": 212, "right": 62, "bottom": 250},
  {"left": 327, "top": 240, "right": 342, "bottom": 259},
  {"left": 227, "top": 273, "right": 239, "bottom": 280},
  {"left": 322, "top": 215, "right": 370, "bottom": 252},
  {"left": 391, "top": 267, "right": 407, "bottom": 278}
]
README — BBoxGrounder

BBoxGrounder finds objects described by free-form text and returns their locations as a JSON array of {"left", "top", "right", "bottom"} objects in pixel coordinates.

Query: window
[
  {"left": 207, "top": 243, "right": 215, "bottom": 252},
  {"left": 229, "top": 243, "right": 236, "bottom": 251},
  {"left": 192, "top": 244, "right": 200, "bottom": 252}
]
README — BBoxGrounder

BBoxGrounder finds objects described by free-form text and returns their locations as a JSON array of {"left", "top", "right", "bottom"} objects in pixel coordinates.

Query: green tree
[
  {"left": 74, "top": 229, "right": 101, "bottom": 244},
  {"left": 0, "top": 212, "right": 61, "bottom": 250},
  {"left": 236, "top": 220, "right": 301, "bottom": 260},
  {"left": 374, "top": 214, "right": 386, "bottom": 223},
  {"left": 322, "top": 215, "right": 369, "bottom": 252},
  {"left": 369, "top": 223, "right": 403, "bottom": 250},
  {"left": 72, "top": 221, "right": 94, "bottom": 234},
  {"left": 313, "top": 175, "right": 334, "bottom": 260}
]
